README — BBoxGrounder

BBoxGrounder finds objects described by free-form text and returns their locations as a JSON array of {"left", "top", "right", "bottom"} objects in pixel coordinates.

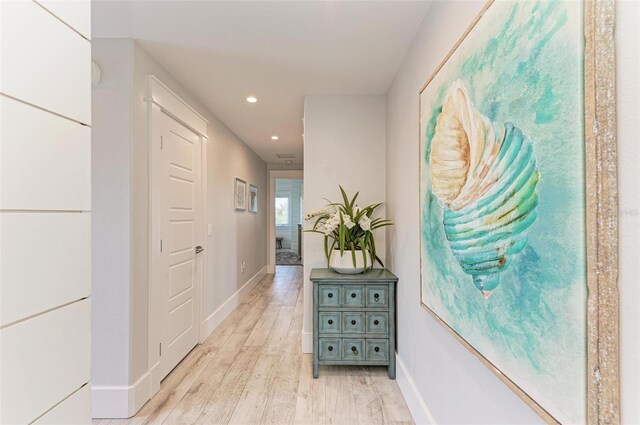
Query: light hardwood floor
[{"left": 94, "top": 266, "right": 414, "bottom": 425}]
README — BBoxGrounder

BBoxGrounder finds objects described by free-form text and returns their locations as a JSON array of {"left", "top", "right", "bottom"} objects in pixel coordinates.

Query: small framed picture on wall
[
  {"left": 249, "top": 184, "right": 258, "bottom": 213},
  {"left": 234, "top": 177, "right": 246, "bottom": 211}
]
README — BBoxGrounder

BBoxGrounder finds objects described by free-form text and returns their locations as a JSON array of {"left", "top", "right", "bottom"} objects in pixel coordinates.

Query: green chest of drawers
[{"left": 311, "top": 268, "right": 398, "bottom": 379}]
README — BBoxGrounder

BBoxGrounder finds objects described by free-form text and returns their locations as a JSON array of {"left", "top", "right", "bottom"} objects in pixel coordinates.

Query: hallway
[{"left": 94, "top": 266, "right": 413, "bottom": 425}]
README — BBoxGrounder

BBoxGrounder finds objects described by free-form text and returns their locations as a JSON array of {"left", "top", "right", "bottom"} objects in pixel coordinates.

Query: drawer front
[
  {"left": 366, "top": 285, "right": 389, "bottom": 307},
  {"left": 319, "top": 312, "right": 341, "bottom": 334},
  {"left": 319, "top": 338, "right": 341, "bottom": 360},
  {"left": 366, "top": 312, "right": 389, "bottom": 334},
  {"left": 342, "top": 312, "right": 365, "bottom": 334},
  {"left": 366, "top": 339, "right": 389, "bottom": 361},
  {"left": 342, "top": 339, "right": 365, "bottom": 361},
  {"left": 319, "top": 286, "right": 340, "bottom": 307},
  {"left": 343, "top": 285, "right": 365, "bottom": 307}
]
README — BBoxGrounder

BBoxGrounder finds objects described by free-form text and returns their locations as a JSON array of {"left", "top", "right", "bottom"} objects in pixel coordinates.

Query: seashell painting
[
  {"left": 419, "top": 1, "right": 587, "bottom": 423},
  {"left": 429, "top": 80, "right": 540, "bottom": 298}
]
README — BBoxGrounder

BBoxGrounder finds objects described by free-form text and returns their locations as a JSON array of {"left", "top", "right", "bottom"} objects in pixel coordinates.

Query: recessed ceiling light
[
  {"left": 285, "top": 160, "right": 294, "bottom": 165},
  {"left": 246, "top": 96, "right": 258, "bottom": 103},
  {"left": 271, "top": 135, "right": 279, "bottom": 140}
]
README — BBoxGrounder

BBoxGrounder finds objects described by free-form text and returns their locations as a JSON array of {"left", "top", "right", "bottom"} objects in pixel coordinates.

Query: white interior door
[{"left": 159, "top": 111, "right": 202, "bottom": 380}]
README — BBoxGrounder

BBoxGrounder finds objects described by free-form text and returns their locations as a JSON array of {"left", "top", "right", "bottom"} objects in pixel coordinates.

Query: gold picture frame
[{"left": 417, "top": 1, "right": 619, "bottom": 423}]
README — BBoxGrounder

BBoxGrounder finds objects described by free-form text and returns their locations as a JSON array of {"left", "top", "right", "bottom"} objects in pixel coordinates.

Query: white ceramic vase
[{"left": 330, "top": 249, "right": 371, "bottom": 274}]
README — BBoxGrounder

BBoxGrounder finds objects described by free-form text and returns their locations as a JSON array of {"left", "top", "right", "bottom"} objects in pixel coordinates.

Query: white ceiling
[{"left": 92, "top": 1, "right": 432, "bottom": 164}]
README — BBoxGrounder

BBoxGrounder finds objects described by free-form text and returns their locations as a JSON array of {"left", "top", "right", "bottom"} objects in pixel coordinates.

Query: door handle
[{"left": 195, "top": 246, "right": 204, "bottom": 254}]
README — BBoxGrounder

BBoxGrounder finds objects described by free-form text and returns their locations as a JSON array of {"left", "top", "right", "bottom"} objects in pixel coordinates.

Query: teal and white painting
[{"left": 419, "top": 1, "right": 585, "bottom": 422}]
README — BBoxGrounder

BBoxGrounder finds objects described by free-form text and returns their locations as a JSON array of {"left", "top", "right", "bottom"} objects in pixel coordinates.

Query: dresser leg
[
  {"left": 313, "top": 360, "right": 319, "bottom": 378},
  {"left": 388, "top": 354, "right": 396, "bottom": 379}
]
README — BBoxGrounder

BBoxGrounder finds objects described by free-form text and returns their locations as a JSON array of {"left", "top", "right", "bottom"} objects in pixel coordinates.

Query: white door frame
[
  {"left": 146, "top": 76, "right": 208, "bottom": 395},
  {"left": 268, "top": 170, "right": 304, "bottom": 273}
]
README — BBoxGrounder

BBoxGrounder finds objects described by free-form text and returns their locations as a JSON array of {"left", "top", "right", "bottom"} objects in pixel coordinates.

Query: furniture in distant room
[
  {"left": 276, "top": 237, "right": 283, "bottom": 249},
  {"left": 311, "top": 268, "right": 398, "bottom": 379}
]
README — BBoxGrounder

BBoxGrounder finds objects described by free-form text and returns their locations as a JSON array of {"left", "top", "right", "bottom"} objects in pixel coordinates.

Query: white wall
[
  {"left": 91, "top": 38, "right": 132, "bottom": 389},
  {"left": 0, "top": 1, "right": 92, "bottom": 422},
  {"left": 302, "top": 95, "right": 386, "bottom": 352},
  {"left": 385, "top": 1, "right": 640, "bottom": 424},
  {"left": 91, "top": 39, "right": 267, "bottom": 417},
  {"left": 268, "top": 162, "right": 304, "bottom": 171}
]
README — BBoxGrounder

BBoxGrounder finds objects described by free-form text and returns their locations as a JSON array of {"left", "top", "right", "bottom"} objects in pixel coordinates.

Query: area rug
[{"left": 276, "top": 250, "right": 302, "bottom": 266}]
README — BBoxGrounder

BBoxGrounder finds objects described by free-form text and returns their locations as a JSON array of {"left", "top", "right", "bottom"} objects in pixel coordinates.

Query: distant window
[{"left": 275, "top": 197, "right": 289, "bottom": 225}]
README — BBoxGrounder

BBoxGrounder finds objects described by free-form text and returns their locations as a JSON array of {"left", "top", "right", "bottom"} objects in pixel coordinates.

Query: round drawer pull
[
  {"left": 374, "top": 320, "right": 380, "bottom": 325},
  {"left": 351, "top": 293, "right": 357, "bottom": 298},
  {"left": 351, "top": 346, "right": 358, "bottom": 354},
  {"left": 328, "top": 293, "right": 333, "bottom": 298},
  {"left": 328, "top": 346, "right": 333, "bottom": 352},
  {"left": 374, "top": 346, "right": 380, "bottom": 352},
  {"left": 328, "top": 319, "right": 333, "bottom": 325},
  {"left": 351, "top": 320, "right": 356, "bottom": 325},
  {"left": 374, "top": 293, "right": 380, "bottom": 300}
]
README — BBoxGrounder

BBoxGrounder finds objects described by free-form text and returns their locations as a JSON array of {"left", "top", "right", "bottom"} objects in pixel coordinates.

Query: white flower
[
  {"left": 306, "top": 207, "right": 341, "bottom": 221},
  {"left": 343, "top": 216, "right": 355, "bottom": 229},
  {"left": 304, "top": 208, "right": 323, "bottom": 221},
  {"left": 322, "top": 223, "right": 337, "bottom": 235},
  {"left": 326, "top": 212, "right": 341, "bottom": 227},
  {"left": 359, "top": 216, "right": 372, "bottom": 231}
]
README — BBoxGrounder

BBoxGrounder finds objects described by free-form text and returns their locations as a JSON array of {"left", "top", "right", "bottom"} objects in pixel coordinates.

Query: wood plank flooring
[{"left": 93, "top": 266, "right": 414, "bottom": 425}]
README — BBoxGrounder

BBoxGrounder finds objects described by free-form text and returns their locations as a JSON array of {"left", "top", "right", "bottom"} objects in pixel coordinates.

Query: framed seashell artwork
[{"left": 418, "top": 1, "right": 618, "bottom": 424}]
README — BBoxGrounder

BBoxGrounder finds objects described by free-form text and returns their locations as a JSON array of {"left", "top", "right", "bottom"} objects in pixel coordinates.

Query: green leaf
[
  {"left": 368, "top": 203, "right": 383, "bottom": 212},
  {"left": 349, "top": 242, "right": 357, "bottom": 268},
  {"left": 338, "top": 213, "right": 345, "bottom": 255},
  {"left": 339, "top": 186, "right": 353, "bottom": 216},
  {"left": 353, "top": 209, "right": 366, "bottom": 223},
  {"left": 328, "top": 238, "right": 338, "bottom": 267},
  {"left": 358, "top": 237, "right": 367, "bottom": 270},
  {"left": 350, "top": 191, "right": 359, "bottom": 210},
  {"left": 370, "top": 235, "right": 381, "bottom": 267},
  {"left": 371, "top": 222, "right": 394, "bottom": 230},
  {"left": 324, "top": 235, "right": 329, "bottom": 262}
]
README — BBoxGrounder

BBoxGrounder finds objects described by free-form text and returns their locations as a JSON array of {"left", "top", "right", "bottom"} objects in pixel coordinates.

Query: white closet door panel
[
  {"left": 33, "top": 385, "right": 91, "bottom": 425},
  {"left": 0, "top": 97, "right": 91, "bottom": 211},
  {"left": 36, "top": 0, "right": 91, "bottom": 40},
  {"left": 0, "top": 0, "right": 91, "bottom": 124},
  {"left": 0, "top": 212, "right": 91, "bottom": 326},
  {"left": 0, "top": 299, "right": 91, "bottom": 425}
]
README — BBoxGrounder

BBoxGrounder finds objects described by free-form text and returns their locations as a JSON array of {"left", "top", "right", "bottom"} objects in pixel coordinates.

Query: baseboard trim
[
  {"left": 199, "top": 265, "right": 267, "bottom": 339},
  {"left": 395, "top": 354, "right": 436, "bottom": 425},
  {"left": 93, "top": 267, "right": 267, "bottom": 419},
  {"left": 148, "top": 361, "right": 161, "bottom": 400},
  {"left": 301, "top": 330, "right": 313, "bottom": 354},
  {"left": 91, "top": 370, "right": 150, "bottom": 418}
]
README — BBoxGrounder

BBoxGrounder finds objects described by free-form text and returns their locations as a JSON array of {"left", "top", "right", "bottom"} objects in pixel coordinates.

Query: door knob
[{"left": 195, "top": 246, "right": 204, "bottom": 254}]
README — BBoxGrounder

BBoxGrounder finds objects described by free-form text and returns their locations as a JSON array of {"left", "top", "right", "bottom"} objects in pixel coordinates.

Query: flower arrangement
[{"left": 305, "top": 186, "right": 393, "bottom": 270}]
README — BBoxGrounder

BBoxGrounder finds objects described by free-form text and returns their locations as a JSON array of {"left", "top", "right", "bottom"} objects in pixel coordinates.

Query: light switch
[{"left": 208, "top": 224, "right": 213, "bottom": 236}]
